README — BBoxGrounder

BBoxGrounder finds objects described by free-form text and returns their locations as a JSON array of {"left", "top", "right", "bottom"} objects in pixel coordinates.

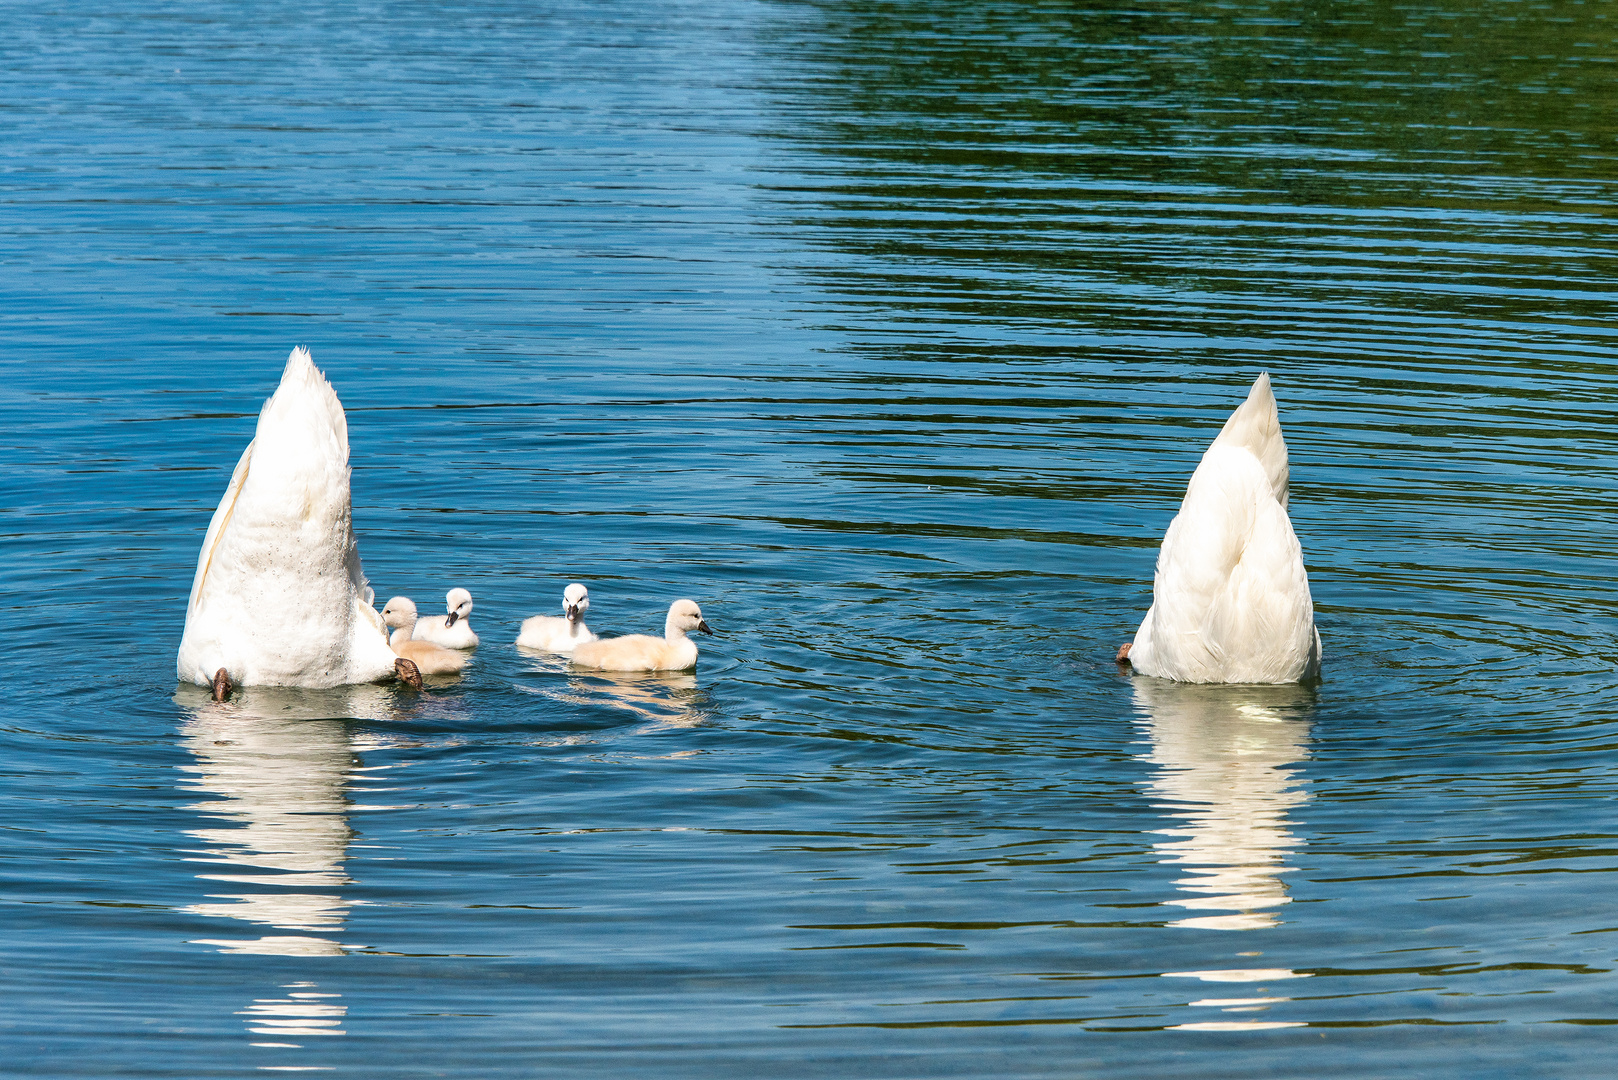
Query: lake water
[{"left": 4, "top": 1, "right": 1618, "bottom": 1076}]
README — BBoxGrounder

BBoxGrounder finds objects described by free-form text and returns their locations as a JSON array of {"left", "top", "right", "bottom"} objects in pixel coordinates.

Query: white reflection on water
[
  {"left": 579, "top": 670, "right": 705, "bottom": 732},
  {"left": 1163, "top": 967, "right": 1311, "bottom": 1028},
  {"left": 518, "top": 650, "right": 707, "bottom": 732},
  {"left": 175, "top": 685, "right": 394, "bottom": 958},
  {"left": 174, "top": 685, "right": 409, "bottom": 1055},
  {"left": 1133, "top": 681, "right": 1315, "bottom": 931},
  {"left": 241, "top": 981, "right": 348, "bottom": 1044},
  {"left": 1171, "top": 1029, "right": 1307, "bottom": 1036}
]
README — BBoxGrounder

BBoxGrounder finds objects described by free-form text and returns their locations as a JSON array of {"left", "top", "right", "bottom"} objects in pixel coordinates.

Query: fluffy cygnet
[
  {"left": 411, "top": 587, "right": 479, "bottom": 650},
  {"left": 570, "top": 599, "right": 711, "bottom": 672},
  {"left": 516, "top": 583, "right": 599, "bottom": 653},
  {"left": 381, "top": 596, "right": 468, "bottom": 676}
]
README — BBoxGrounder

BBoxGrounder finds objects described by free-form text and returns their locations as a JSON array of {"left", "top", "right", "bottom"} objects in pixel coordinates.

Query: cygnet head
[
  {"left": 666, "top": 598, "right": 712, "bottom": 637},
  {"left": 563, "top": 583, "right": 590, "bottom": 622},
  {"left": 381, "top": 596, "right": 419, "bottom": 631},
  {"left": 445, "top": 587, "right": 473, "bottom": 626}
]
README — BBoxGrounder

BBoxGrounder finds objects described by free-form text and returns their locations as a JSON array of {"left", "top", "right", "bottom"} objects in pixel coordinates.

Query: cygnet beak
[
  {"left": 446, "top": 611, "right": 459, "bottom": 627},
  {"left": 697, "top": 619, "right": 713, "bottom": 636},
  {"left": 566, "top": 604, "right": 581, "bottom": 621}
]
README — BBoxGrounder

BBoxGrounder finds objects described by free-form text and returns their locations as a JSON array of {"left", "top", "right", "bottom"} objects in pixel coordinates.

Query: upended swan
[
  {"left": 1119, "top": 372, "right": 1321, "bottom": 684},
  {"left": 411, "top": 588, "right": 479, "bottom": 650},
  {"left": 176, "top": 347, "right": 418, "bottom": 698},
  {"left": 516, "top": 583, "right": 598, "bottom": 653},
  {"left": 570, "top": 599, "right": 711, "bottom": 672},
  {"left": 381, "top": 597, "right": 469, "bottom": 676}
]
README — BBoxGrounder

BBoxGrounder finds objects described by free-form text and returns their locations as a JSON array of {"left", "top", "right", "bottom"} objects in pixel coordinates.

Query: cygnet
[
  {"left": 570, "top": 599, "right": 711, "bottom": 672},
  {"left": 516, "top": 583, "right": 599, "bottom": 653},
  {"left": 412, "top": 587, "right": 479, "bottom": 650},
  {"left": 381, "top": 596, "right": 468, "bottom": 676}
]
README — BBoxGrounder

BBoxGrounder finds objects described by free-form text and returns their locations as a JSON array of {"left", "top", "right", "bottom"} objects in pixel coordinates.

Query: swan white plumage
[
  {"left": 411, "top": 588, "right": 479, "bottom": 650},
  {"left": 570, "top": 599, "right": 711, "bottom": 672},
  {"left": 1121, "top": 372, "right": 1321, "bottom": 684},
  {"left": 516, "top": 583, "right": 598, "bottom": 653},
  {"left": 381, "top": 597, "right": 468, "bottom": 676},
  {"left": 176, "top": 347, "right": 405, "bottom": 694}
]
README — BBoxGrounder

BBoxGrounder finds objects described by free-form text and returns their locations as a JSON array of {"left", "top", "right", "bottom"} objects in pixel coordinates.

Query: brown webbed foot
[
  {"left": 211, "top": 668, "right": 233, "bottom": 702},
  {"left": 1115, "top": 643, "right": 1132, "bottom": 667},
  {"left": 395, "top": 657, "right": 424, "bottom": 691}
]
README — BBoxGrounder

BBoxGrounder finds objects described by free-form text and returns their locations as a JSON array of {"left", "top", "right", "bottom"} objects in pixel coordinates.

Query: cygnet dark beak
[
  {"left": 566, "top": 604, "right": 581, "bottom": 621},
  {"left": 697, "top": 619, "right": 713, "bottom": 636},
  {"left": 446, "top": 611, "right": 459, "bottom": 627}
]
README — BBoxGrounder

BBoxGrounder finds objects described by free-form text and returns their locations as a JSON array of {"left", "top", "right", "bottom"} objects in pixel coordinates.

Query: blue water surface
[{"left": 4, "top": 1, "right": 1618, "bottom": 1077}]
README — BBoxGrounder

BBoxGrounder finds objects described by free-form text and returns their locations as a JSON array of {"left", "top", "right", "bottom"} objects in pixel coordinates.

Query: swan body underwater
[
  {"left": 1119, "top": 372, "right": 1321, "bottom": 684},
  {"left": 176, "top": 346, "right": 419, "bottom": 699},
  {"left": 570, "top": 599, "right": 711, "bottom": 672},
  {"left": 516, "top": 583, "right": 598, "bottom": 653},
  {"left": 411, "top": 588, "right": 479, "bottom": 650},
  {"left": 382, "top": 597, "right": 469, "bottom": 676}
]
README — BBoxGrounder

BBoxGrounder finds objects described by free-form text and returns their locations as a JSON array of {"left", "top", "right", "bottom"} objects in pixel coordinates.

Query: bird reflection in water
[
  {"left": 174, "top": 682, "right": 412, "bottom": 1048},
  {"left": 518, "top": 651, "right": 708, "bottom": 733},
  {"left": 1131, "top": 680, "right": 1315, "bottom": 931},
  {"left": 578, "top": 670, "right": 705, "bottom": 731}
]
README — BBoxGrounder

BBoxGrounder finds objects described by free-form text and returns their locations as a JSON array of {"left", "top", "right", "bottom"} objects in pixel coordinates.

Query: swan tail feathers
[
  {"left": 1212, "top": 371, "right": 1289, "bottom": 508},
  {"left": 258, "top": 346, "right": 351, "bottom": 480},
  {"left": 1128, "top": 378, "right": 1318, "bottom": 684}
]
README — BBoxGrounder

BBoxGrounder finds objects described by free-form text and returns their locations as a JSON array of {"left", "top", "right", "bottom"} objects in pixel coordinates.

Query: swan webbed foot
[
  {"left": 1115, "top": 643, "right": 1132, "bottom": 667},
  {"left": 210, "top": 668, "right": 233, "bottom": 702},
  {"left": 395, "top": 657, "right": 424, "bottom": 691}
]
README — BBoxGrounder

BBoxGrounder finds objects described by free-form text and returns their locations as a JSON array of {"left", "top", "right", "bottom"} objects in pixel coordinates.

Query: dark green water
[{"left": 3, "top": 1, "right": 1617, "bottom": 1076}]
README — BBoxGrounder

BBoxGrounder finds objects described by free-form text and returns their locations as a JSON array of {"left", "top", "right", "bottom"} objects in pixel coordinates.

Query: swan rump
[
  {"left": 1126, "top": 373, "right": 1321, "bottom": 684},
  {"left": 176, "top": 347, "right": 399, "bottom": 689}
]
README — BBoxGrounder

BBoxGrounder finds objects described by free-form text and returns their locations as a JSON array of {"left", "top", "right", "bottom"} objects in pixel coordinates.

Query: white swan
[
  {"left": 176, "top": 347, "right": 409, "bottom": 697},
  {"left": 570, "top": 599, "right": 710, "bottom": 672},
  {"left": 381, "top": 597, "right": 468, "bottom": 676},
  {"left": 1120, "top": 372, "right": 1321, "bottom": 684},
  {"left": 411, "top": 588, "right": 479, "bottom": 650},
  {"left": 516, "top": 583, "right": 598, "bottom": 653}
]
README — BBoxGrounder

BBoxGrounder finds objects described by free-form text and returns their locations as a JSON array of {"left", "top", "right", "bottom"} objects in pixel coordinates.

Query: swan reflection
[
  {"left": 1132, "top": 680, "right": 1314, "bottom": 931},
  {"left": 238, "top": 981, "right": 348, "bottom": 1043},
  {"left": 175, "top": 684, "right": 399, "bottom": 957}
]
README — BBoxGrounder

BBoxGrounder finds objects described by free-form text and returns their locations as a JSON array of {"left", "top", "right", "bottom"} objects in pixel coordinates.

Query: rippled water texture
[{"left": 5, "top": 1, "right": 1618, "bottom": 1076}]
